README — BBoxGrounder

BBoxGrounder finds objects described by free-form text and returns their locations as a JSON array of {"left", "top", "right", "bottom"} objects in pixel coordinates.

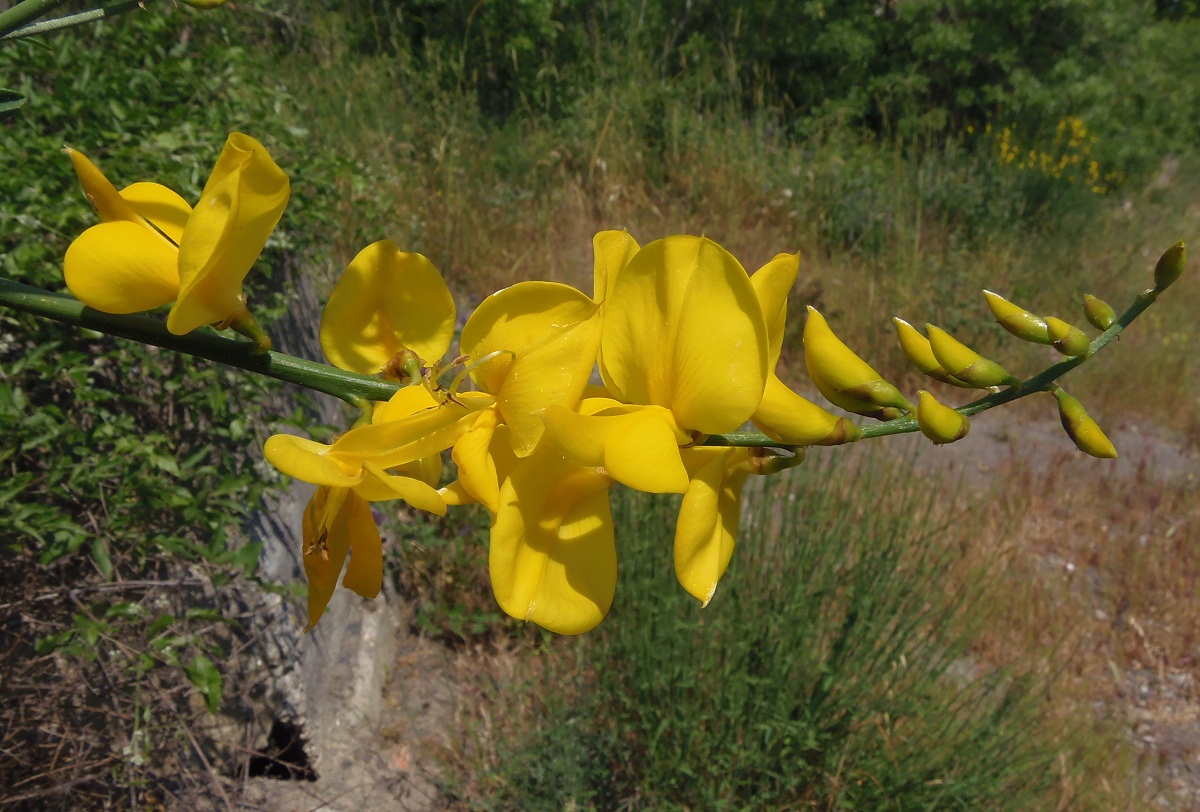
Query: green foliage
[{"left": 468, "top": 457, "right": 1089, "bottom": 810}]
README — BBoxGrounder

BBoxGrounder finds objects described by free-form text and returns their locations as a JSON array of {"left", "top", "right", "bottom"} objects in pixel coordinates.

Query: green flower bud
[
  {"left": 1082, "top": 294, "right": 1116, "bottom": 331},
  {"left": 982, "top": 290, "right": 1051, "bottom": 344},
  {"left": 1044, "top": 316, "right": 1091, "bottom": 357},
  {"left": 1153, "top": 241, "right": 1187, "bottom": 292},
  {"left": 1054, "top": 389, "right": 1118, "bottom": 458},
  {"left": 926, "top": 324, "right": 1021, "bottom": 389},
  {"left": 916, "top": 390, "right": 970, "bottom": 445}
]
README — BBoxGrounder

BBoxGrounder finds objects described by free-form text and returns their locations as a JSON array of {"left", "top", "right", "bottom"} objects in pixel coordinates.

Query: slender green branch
[
  {"left": 709, "top": 287, "right": 1157, "bottom": 449},
  {"left": 0, "top": 278, "right": 398, "bottom": 404},
  {"left": 0, "top": 0, "right": 71, "bottom": 38},
  {"left": 0, "top": 0, "right": 142, "bottom": 41},
  {"left": 0, "top": 275, "right": 1157, "bottom": 445}
]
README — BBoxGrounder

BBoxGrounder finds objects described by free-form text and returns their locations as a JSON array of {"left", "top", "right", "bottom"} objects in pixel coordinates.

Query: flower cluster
[
  {"left": 263, "top": 233, "right": 865, "bottom": 633},
  {"left": 60, "top": 135, "right": 1179, "bottom": 636}
]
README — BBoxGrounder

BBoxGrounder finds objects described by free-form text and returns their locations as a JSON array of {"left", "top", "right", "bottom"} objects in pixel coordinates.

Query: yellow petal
[
  {"left": 320, "top": 240, "right": 456, "bottom": 374},
  {"left": 542, "top": 403, "right": 690, "bottom": 493},
  {"left": 120, "top": 182, "right": 192, "bottom": 245},
  {"left": 66, "top": 147, "right": 142, "bottom": 224},
  {"left": 302, "top": 486, "right": 380, "bottom": 629},
  {"left": 263, "top": 434, "right": 365, "bottom": 487},
  {"left": 488, "top": 445, "right": 616, "bottom": 634},
  {"left": 750, "top": 251, "right": 800, "bottom": 369},
  {"left": 460, "top": 281, "right": 603, "bottom": 456},
  {"left": 591, "top": 229, "right": 639, "bottom": 304},
  {"left": 170, "top": 133, "right": 289, "bottom": 334},
  {"left": 354, "top": 460, "right": 447, "bottom": 515},
  {"left": 340, "top": 496, "right": 384, "bottom": 601},
  {"left": 64, "top": 221, "right": 180, "bottom": 313},
  {"left": 450, "top": 407, "right": 504, "bottom": 513},
  {"left": 674, "top": 448, "right": 752, "bottom": 606},
  {"left": 600, "top": 236, "right": 768, "bottom": 434},
  {"left": 752, "top": 375, "right": 862, "bottom": 446}
]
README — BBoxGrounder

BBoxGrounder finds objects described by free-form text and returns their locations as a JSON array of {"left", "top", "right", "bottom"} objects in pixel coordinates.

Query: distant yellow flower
[{"left": 64, "top": 133, "right": 289, "bottom": 335}]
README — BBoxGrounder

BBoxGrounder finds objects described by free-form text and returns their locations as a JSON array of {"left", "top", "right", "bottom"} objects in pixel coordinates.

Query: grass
[{"left": 441, "top": 455, "right": 1137, "bottom": 810}]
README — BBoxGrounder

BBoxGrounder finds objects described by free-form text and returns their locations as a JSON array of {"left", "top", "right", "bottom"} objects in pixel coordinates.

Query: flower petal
[
  {"left": 263, "top": 434, "right": 364, "bottom": 487},
  {"left": 752, "top": 375, "right": 862, "bottom": 446},
  {"left": 591, "top": 229, "right": 639, "bottom": 304},
  {"left": 64, "top": 221, "right": 180, "bottom": 313},
  {"left": 488, "top": 444, "right": 615, "bottom": 634},
  {"left": 450, "top": 407, "right": 504, "bottom": 513},
  {"left": 302, "top": 486, "right": 366, "bottom": 629},
  {"left": 170, "top": 133, "right": 289, "bottom": 334},
  {"left": 340, "top": 496, "right": 384, "bottom": 601},
  {"left": 320, "top": 240, "right": 456, "bottom": 374},
  {"left": 120, "top": 182, "right": 192, "bottom": 245},
  {"left": 460, "top": 281, "right": 602, "bottom": 456},
  {"left": 674, "top": 448, "right": 752, "bottom": 606},
  {"left": 600, "top": 236, "right": 768, "bottom": 434},
  {"left": 355, "top": 460, "right": 447, "bottom": 515},
  {"left": 542, "top": 404, "right": 690, "bottom": 493},
  {"left": 749, "top": 251, "right": 800, "bottom": 369},
  {"left": 66, "top": 147, "right": 143, "bottom": 224}
]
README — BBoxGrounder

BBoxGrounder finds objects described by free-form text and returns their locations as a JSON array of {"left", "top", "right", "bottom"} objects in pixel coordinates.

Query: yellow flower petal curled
[
  {"left": 542, "top": 401, "right": 690, "bottom": 494},
  {"left": 926, "top": 323, "right": 1020, "bottom": 388},
  {"left": 745, "top": 254, "right": 861, "bottom": 445},
  {"left": 461, "top": 280, "right": 603, "bottom": 457},
  {"left": 1054, "top": 389, "right": 1118, "bottom": 458},
  {"left": 804, "top": 307, "right": 913, "bottom": 418},
  {"left": 591, "top": 229, "right": 640, "bottom": 304},
  {"left": 320, "top": 240, "right": 456, "bottom": 374},
  {"left": 674, "top": 447, "right": 755, "bottom": 606},
  {"left": 301, "top": 486, "right": 382, "bottom": 630},
  {"left": 64, "top": 221, "right": 180, "bottom": 313},
  {"left": 916, "top": 390, "right": 970, "bottom": 445},
  {"left": 448, "top": 408, "right": 507, "bottom": 513},
  {"left": 600, "top": 236, "right": 768, "bottom": 435},
  {"left": 488, "top": 441, "right": 616, "bottom": 634},
  {"left": 1044, "top": 316, "right": 1091, "bottom": 357},
  {"left": 66, "top": 147, "right": 143, "bottom": 225},
  {"left": 893, "top": 317, "right": 970, "bottom": 386},
  {"left": 169, "top": 132, "right": 290, "bottom": 335},
  {"left": 753, "top": 376, "right": 863, "bottom": 445},
  {"left": 982, "top": 290, "right": 1051, "bottom": 344}
]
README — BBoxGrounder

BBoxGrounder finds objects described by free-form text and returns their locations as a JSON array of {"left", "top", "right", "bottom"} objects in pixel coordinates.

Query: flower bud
[
  {"left": 1054, "top": 389, "right": 1117, "bottom": 458},
  {"left": 982, "top": 290, "right": 1051, "bottom": 344},
  {"left": 805, "top": 307, "right": 914, "bottom": 419},
  {"left": 1082, "top": 294, "right": 1116, "bottom": 331},
  {"left": 892, "top": 317, "right": 970, "bottom": 386},
  {"left": 916, "top": 390, "right": 970, "bottom": 445},
  {"left": 1153, "top": 241, "right": 1187, "bottom": 292},
  {"left": 926, "top": 324, "right": 1021, "bottom": 388},
  {"left": 1044, "top": 316, "right": 1091, "bottom": 357}
]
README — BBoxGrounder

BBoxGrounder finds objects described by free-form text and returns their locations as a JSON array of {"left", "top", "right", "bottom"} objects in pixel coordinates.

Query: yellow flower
[
  {"left": 63, "top": 133, "right": 289, "bottom": 335},
  {"left": 319, "top": 240, "right": 456, "bottom": 376},
  {"left": 458, "top": 230, "right": 637, "bottom": 456}
]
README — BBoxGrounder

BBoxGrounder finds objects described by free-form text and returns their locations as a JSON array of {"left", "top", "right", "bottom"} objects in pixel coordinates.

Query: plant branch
[
  {"left": 0, "top": 1, "right": 143, "bottom": 42},
  {"left": 0, "top": 278, "right": 398, "bottom": 404},
  {"left": 0, "top": 0, "right": 71, "bottom": 38}
]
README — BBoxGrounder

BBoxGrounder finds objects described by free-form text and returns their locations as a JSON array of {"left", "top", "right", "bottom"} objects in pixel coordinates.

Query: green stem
[
  {"left": 0, "top": 0, "right": 71, "bottom": 38},
  {"left": 0, "top": 1, "right": 142, "bottom": 41},
  {"left": 707, "top": 288, "right": 1156, "bottom": 449},
  {"left": 0, "top": 275, "right": 1156, "bottom": 446},
  {"left": 0, "top": 278, "right": 398, "bottom": 404}
]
